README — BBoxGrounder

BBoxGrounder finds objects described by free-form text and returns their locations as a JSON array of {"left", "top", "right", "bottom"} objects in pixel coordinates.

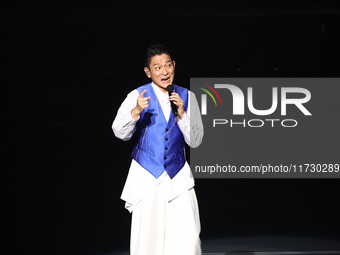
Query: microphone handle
[
  {"left": 170, "top": 100, "right": 178, "bottom": 117},
  {"left": 167, "top": 85, "right": 178, "bottom": 117}
]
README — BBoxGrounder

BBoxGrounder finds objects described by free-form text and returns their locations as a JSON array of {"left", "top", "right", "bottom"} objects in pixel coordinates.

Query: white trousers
[{"left": 130, "top": 181, "right": 202, "bottom": 255}]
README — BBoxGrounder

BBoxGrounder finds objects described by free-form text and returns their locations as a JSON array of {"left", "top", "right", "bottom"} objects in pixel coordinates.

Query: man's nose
[{"left": 161, "top": 67, "right": 168, "bottom": 75}]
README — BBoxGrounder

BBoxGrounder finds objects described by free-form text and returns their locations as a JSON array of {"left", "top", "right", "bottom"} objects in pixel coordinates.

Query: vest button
[
  {"left": 164, "top": 156, "right": 167, "bottom": 160},
  {"left": 166, "top": 128, "right": 169, "bottom": 131},
  {"left": 164, "top": 165, "right": 167, "bottom": 169},
  {"left": 165, "top": 147, "right": 168, "bottom": 150},
  {"left": 165, "top": 138, "right": 168, "bottom": 141}
]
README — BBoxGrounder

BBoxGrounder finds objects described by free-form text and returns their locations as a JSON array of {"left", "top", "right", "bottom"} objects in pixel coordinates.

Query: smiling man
[{"left": 112, "top": 44, "right": 204, "bottom": 255}]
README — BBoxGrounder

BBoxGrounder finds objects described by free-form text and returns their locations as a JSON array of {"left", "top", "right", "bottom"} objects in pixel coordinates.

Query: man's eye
[{"left": 155, "top": 67, "right": 160, "bottom": 70}]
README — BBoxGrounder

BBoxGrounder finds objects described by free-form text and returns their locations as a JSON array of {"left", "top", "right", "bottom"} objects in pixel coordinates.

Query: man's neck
[{"left": 152, "top": 82, "right": 168, "bottom": 94}]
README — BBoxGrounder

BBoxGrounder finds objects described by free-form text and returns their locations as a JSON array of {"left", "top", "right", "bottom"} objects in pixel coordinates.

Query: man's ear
[
  {"left": 173, "top": 61, "right": 176, "bottom": 68},
  {"left": 144, "top": 67, "right": 151, "bottom": 78}
]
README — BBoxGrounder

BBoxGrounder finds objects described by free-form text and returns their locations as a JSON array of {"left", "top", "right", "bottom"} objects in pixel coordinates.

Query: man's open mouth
[{"left": 161, "top": 77, "right": 170, "bottom": 82}]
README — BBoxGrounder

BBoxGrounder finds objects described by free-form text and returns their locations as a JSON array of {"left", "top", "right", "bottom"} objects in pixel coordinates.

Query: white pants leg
[{"left": 130, "top": 182, "right": 201, "bottom": 255}]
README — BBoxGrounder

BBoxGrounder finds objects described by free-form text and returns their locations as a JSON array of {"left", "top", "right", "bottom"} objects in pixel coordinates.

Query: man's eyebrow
[{"left": 153, "top": 60, "right": 172, "bottom": 66}]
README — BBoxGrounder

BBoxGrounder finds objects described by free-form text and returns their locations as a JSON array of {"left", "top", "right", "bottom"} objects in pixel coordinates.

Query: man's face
[{"left": 144, "top": 53, "right": 175, "bottom": 93}]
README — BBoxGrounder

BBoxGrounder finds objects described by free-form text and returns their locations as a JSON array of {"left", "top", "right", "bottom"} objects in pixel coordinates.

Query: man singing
[{"left": 112, "top": 44, "right": 204, "bottom": 255}]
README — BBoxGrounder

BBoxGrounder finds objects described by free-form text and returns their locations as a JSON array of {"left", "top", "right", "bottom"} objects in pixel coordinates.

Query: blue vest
[{"left": 131, "top": 83, "right": 188, "bottom": 179}]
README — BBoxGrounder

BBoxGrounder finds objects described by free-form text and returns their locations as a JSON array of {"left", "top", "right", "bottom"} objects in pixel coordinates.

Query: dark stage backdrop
[{"left": 5, "top": 2, "right": 340, "bottom": 255}]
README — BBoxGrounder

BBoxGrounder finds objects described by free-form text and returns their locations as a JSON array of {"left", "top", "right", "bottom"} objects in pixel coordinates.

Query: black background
[{"left": 5, "top": 1, "right": 340, "bottom": 254}]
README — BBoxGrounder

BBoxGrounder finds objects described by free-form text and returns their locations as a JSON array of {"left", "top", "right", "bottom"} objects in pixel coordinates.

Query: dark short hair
[{"left": 144, "top": 44, "right": 173, "bottom": 68}]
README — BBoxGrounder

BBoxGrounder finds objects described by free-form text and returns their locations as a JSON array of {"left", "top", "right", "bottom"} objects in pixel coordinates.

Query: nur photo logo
[{"left": 195, "top": 79, "right": 312, "bottom": 128}]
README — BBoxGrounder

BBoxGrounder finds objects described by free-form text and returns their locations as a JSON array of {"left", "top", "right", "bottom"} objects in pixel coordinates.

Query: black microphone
[{"left": 167, "top": 84, "right": 178, "bottom": 117}]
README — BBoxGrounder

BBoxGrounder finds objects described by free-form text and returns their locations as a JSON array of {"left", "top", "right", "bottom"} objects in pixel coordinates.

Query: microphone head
[{"left": 166, "top": 84, "right": 174, "bottom": 93}]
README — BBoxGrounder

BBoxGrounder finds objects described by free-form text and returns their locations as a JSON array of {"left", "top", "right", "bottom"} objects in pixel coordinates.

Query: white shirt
[{"left": 112, "top": 83, "right": 204, "bottom": 212}]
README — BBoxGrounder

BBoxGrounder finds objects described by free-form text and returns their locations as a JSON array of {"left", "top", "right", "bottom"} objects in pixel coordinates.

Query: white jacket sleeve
[
  {"left": 112, "top": 89, "right": 140, "bottom": 141},
  {"left": 177, "top": 91, "right": 204, "bottom": 148}
]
